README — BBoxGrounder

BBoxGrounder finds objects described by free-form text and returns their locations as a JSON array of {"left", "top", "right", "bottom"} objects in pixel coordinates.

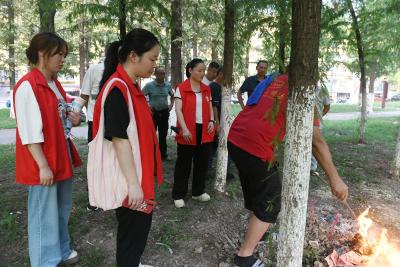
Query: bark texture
[
  {"left": 119, "top": 0, "right": 126, "bottom": 39},
  {"left": 79, "top": 17, "right": 86, "bottom": 85},
  {"left": 348, "top": 0, "right": 367, "bottom": 143},
  {"left": 367, "top": 61, "right": 377, "bottom": 113},
  {"left": 276, "top": 0, "right": 321, "bottom": 266},
  {"left": 214, "top": 0, "right": 234, "bottom": 192},
  {"left": 39, "top": 0, "right": 57, "bottom": 32},
  {"left": 393, "top": 129, "right": 400, "bottom": 179},
  {"left": 170, "top": 0, "right": 183, "bottom": 89},
  {"left": 7, "top": 0, "right": 15, "bottom": 118}
]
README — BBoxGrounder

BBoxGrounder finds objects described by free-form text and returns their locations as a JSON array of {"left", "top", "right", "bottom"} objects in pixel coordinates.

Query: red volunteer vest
[
  {"left": 228, "top": 74, "right": 289, "bottom": 162},
  {"left": 13, "top": 68, "right": 82, "bottom": 185},
  {"left": 92, "top": 64, "right": 163, "bottom": 200},
  {"left": 175, "top": 79, "right": 215, "bottom": 145}
]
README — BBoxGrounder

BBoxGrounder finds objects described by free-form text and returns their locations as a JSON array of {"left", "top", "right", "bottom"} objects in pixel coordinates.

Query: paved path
[
  {"left": 325, "top": 111, "right": 400, "bottom": 121},
  {"left": 1, "top": 111, "right": 399, "bottom": 145}
]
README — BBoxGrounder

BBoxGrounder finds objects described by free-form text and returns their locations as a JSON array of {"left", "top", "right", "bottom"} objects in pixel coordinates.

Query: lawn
[
  {"left": 329, "top": 101, "right": 400, "bottom": 113},
  {"left": 0, "top": 109, "right": 16, "bottom": 129},
  {"left": 1, "top": 117, "right": 399, "bottom": 266}
]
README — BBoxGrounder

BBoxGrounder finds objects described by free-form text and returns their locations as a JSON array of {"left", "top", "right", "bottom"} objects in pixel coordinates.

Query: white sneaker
[
  {"left": 62, "top": 249, "right": 79, "bottom": 265},
  {"left": 174, "top": 199, "right": 185, "bottom": 208},
  {"left": 192, "top": 193, "right": 210, "bottom": 202},
  {"left": 139, "top": 263, "right": 154, "bottom": 267}
]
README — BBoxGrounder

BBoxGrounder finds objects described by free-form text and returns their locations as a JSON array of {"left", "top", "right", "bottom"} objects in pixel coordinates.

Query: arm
[
  {"left": 112, "top": 138, "right": 143, "bottom": 209},
  {"left": 169, "top": 95, "right": 174, "bottom": 111},
  {"left": 322, "top": 104, "right": 330, "bottom": 116},
  {"left": 80, "top": 94, "right": 90, "bottom": 107},
  {"left": 237, "top": 89, "right": 245, "bottom": 110},
  {"left": 312, "top": 126, "right": 348, "bottom": 201},
  {"left": 207, "top": 100, "right": 215, "bottom": 133},
  {"left": 80, "top": 66, "right": 92, "bottom": 108},
  {"left": 27, "top": 144, "right": 54, "bottom": 186},
  {"left": 213, "top": 106, "right": 219, "bottom": 125},
  {"left": 175, "top": 98, "right": 191, "bottom": 141}
]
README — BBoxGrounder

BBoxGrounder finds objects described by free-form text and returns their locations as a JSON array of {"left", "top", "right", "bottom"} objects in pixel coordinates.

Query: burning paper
[{"left": 326, "top": 208, "right": 400, "bottom": 267}]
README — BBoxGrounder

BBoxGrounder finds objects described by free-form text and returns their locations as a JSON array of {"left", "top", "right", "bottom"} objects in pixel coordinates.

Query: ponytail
[
  {"left": 98, "top": 28, "right": 159, "bottom": 94},
  {"left": 98, "top": 40, "right": 122, "bottom": 92},
  {"left": 185, "top": 58, "right": 204, "bottom": 78}
]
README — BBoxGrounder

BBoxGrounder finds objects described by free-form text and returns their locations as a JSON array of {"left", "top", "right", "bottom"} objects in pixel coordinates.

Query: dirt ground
[{"left": 1, "top": 134, "right": 400, "bottom": 267}]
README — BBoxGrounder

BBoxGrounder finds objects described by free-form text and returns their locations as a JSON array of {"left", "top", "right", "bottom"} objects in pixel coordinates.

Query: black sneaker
[
  {"left": 86, "top": 204, "right": 100, "bottom": 211},
  {"left": 234, "top": 255, "right": 265, "bottom": 267}
]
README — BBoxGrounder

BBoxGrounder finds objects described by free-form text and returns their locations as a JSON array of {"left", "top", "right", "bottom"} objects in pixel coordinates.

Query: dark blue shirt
[
  {"left": 239, "top": 75, "right": 266, "bottom": 97},
  {"left": 210, "top": 82, "right": 222, "bottom": 120}
]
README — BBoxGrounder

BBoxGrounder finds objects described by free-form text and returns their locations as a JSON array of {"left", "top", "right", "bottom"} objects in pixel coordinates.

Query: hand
[
  {"left": 329, "top": 176, "right": 348, "bottom": 201},
  {"left": 182, "top": 128, "right": 192, "bottom": 142},
  {"left": 168, "top": 105, "right": 173, "bottom": 112},
  {"left": 207, "top": 121, "right": 215, "bottom": 134},
  {"left": 126, "top": 183, "right": 144, "bottom": 210},
  {"left": 68, "top": 111, "right": 81, "bottom": 126},
  {"left": 39, "top": 165, "right": 54, "bottom": 186}
]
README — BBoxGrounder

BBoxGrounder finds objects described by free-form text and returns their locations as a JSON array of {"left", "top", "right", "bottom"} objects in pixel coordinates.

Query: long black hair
[
  {"left": 185, "top": 58, "right": 204, "bottom": 78},
  {"left": 98, "top": 28, "right": 159, "bottom": 91}
]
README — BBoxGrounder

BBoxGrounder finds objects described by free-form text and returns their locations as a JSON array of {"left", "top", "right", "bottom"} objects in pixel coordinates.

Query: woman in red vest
[
  {"left": 92, "top": 28, "right": 163, "bottom": 267},
  {"left": 13, "top": 32, "right": 82, "bottom": 267},
  {"left": 172, "top": 58, "right": 216, "bottom": 208}
]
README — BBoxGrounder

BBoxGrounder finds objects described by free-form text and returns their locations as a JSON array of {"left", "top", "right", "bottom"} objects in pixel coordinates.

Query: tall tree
[
  {"left": 276, "top": 0, "right": 290, "bottom": 72},
  {"left": 39, "top": 0, "right": 58, "bottom": 32},
  {"left": 118, "top": 0, "right": 126, "bottom": 39},
  {"left": 347, "top": 0, "right": 367, "bottom": 144},
  {"left": 6, "top": 0, "right": 16, "bottom": 118},
  {"left": 392, "top": 129, "right": 400, "bottom": 179},
  {"left": 214, "top": 0, "right": 234, "bottom": 192},
  {"left": 276, "top": 0, "right": 321, "bottom": 266},
  {"left": 170, "top": 0, "right": 183, "bottom": 89}
]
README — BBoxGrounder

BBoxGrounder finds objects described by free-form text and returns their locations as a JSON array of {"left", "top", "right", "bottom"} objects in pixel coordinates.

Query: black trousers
[
  {"left": 152, "top": 108, "right": 169, "bottom": 157},
  {"left": 115, "top": 207, "right": 152, "bottom": 267},
  {"left": 87, "top": 121, "right": 93, "bottom": 142},
  {"left": 172, "top": 124, "right": 211, "bottom": 199}
]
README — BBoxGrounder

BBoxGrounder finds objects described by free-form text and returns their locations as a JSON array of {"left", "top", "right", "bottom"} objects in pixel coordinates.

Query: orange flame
[{"left": 356, "top": 208, "right": 400, "bottom": 267}]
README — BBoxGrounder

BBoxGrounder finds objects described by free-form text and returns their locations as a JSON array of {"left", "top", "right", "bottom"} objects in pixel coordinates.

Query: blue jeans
[
  {"left": 310, "top": 155, "right": 318, "bottom": 172},
  {"left": 27, "top": 178, "right": 73, "bottom": 267}
]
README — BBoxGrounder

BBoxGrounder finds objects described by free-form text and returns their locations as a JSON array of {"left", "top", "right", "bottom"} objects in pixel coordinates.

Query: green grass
[
  {"left": 74, "top": 247, "right": 107, "bottom": 267},
  {"left": 231, "top": 104, "right": 242, "bottom": 116},
  {"left": 322, "top": 116, "right": 399, "bottom": 182},
  {"left": 329, "top": 101, "right": 400, "bottom": 113},
  {"left": 0, "top": 109, "right": 16, "bottom": 129}
]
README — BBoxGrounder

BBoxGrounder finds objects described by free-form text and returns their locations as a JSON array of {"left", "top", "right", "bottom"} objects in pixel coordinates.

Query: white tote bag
[{"left": 87, "top": 78, "right": 142, "bottom": 211}]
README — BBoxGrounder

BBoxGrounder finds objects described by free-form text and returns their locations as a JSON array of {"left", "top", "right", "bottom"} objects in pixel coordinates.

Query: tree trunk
[
  {"left": 170, "top": 0, "right": 183, "bottom": 89},
  {"left": 348, "top": 0, "right": 367, "bottom": 144},
  {"left": 392, "top": 128, "right": 400, "bottom": 179},
  {"left": 276, "top": 0, "right": 321, "bottom": 266},
  {"left": 367, "top": 60, "right": 377, "bottom": 113},
  {"left": 39, "top": 0, "right": 57, "bottom": 32},
  {"left": 277, "top": 0, "right": 288, "bottom": 72},
  {"left": 214, "top": 0, "right": 234, "bottom": 193},
  {"left": 192, "top": 36, "right": 198, "bottom": 58},
  {"left": 119, "top": 0, "right": 126, "bottom": 39},
  {"left": 244, "top": 44, "right": 250, "bottom": 78},
  {"left": 7, "top": 0, "right": 16, "bottom": 118},
  {"left": 211, "top": 42, "right": 218, "bottom": 61},
  {"left": 79, "top": 17, "right": 86, "bottom": 86}
]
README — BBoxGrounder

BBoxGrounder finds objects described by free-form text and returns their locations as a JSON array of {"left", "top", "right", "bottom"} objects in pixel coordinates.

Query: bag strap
[{"left": 97, "top": 78, "right": 134, "bottom": 139}]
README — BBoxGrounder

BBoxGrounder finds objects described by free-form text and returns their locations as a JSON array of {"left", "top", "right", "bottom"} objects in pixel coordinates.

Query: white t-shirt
[
  {"left": 80, "top": 62, "right": 104, "bottom": 121},
  {"left": 174, "top": 89, "right": 203, "bottom": 123},
  {"left": 15, "top": 80, "right": 69, "bottom": 144},
  {"left": 202, "top": 76, "right": 213, "bottom": 86}
]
